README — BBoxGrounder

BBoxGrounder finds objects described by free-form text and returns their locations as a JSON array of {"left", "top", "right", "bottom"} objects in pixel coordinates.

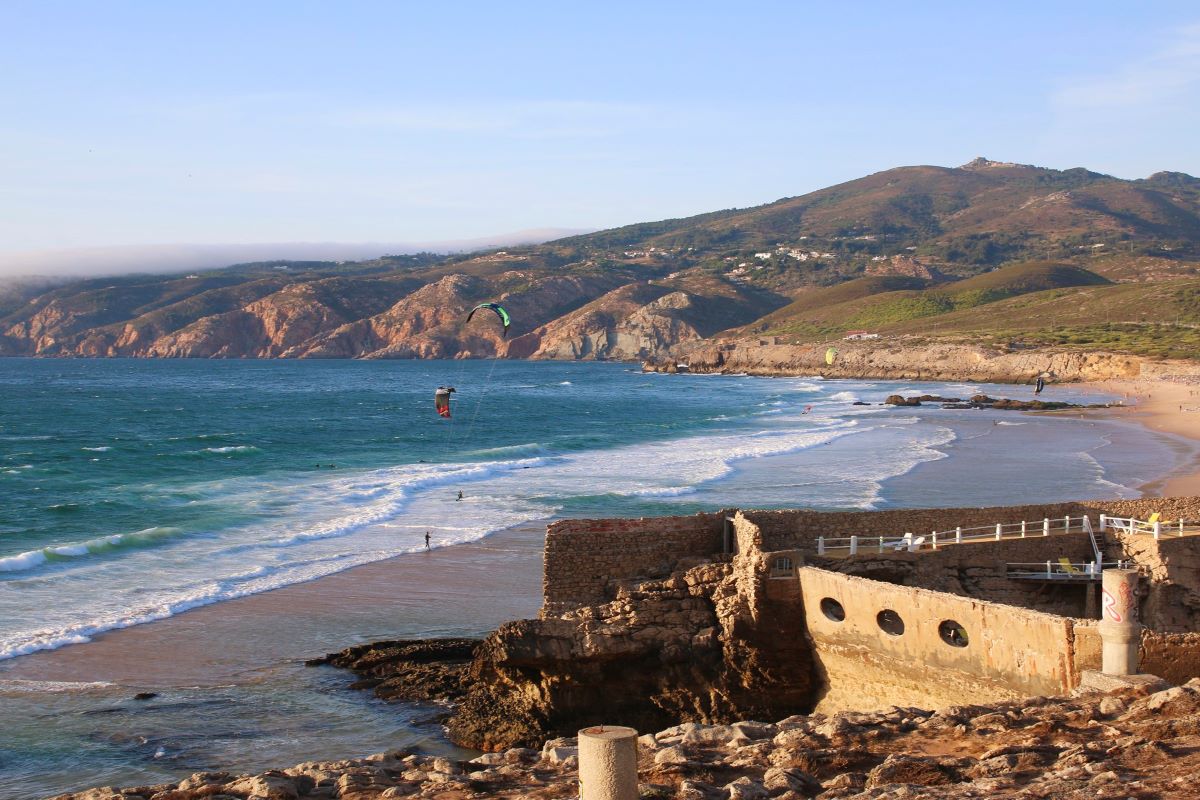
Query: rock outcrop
[
  {"left": 311, "top": 559, "right": 814, "bottom": 754},
  {"left": 49, "top": 678, "right": 1200, "bottom": 799},
  {"left": 652, "top": 339, "right": 1148, "bottom": 384}
]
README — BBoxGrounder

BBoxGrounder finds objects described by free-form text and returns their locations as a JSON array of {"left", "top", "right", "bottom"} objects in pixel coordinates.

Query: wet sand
[
  {"left": 1090, "top": 378, "right": 1200, "bottom": 497},
  {"left": 0, "top": 523, "right": 547, "bottom": 687}
]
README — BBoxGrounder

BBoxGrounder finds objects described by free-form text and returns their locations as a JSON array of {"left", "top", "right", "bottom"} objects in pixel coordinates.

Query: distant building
[{"left": 843, "top": 330, "right": 880, "bottom": 340}]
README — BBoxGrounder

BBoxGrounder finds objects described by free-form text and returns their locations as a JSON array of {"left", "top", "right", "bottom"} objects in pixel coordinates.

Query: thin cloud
[{"left": 1053, "top": 22, "right": 1200, "bottom": 109}]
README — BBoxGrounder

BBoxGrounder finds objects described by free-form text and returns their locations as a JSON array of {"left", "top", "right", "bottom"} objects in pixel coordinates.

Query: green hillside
[{"left": 746, "top": 262, "right": 1110, "bottom": 338}]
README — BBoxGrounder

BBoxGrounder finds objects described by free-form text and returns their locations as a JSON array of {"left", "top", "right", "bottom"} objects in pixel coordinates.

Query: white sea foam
[
  {"left": 0, "top": 527, "right": 182, "bottom": 573},
  {"left": 1076, "top": 451, "right": 1139, "bottom": 498},
  {"left": 0, "top": 679, "right": 117, "bottom": 693},
  {"left": 81, "top": 446, "right": 111, "bottom": 452},
  {"left": 201, "top": 445, "right": 259, "bottom": 454}
]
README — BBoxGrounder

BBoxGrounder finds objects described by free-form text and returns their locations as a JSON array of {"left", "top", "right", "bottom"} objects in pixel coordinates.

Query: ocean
[{"left": 0, "top": 358, "right": 1193, "bottom": 798}]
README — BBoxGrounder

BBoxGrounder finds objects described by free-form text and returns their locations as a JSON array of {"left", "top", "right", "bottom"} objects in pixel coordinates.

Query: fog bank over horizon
[{"left": 0, "top": 229, "right": 588, "bottom": 281}]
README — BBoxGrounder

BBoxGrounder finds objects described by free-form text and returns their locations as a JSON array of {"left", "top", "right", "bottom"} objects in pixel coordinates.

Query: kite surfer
[{"left": 435, "top": 386, "right": 456, "bottom": 418}]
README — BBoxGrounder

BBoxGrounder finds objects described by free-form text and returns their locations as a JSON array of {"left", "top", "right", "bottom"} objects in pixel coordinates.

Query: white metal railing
[
  {"left": 1006, "top": 559, "right": 1128, "bottom": 580},
  {"left": 815, "top": 515, "right": 1086, "bottom": 557},
  {"left": 1082, "top": 515, "right": 1103, "bottom": 565},
  {"left": 1100, "top": 515, "right": 1200, "bottom": 541}
]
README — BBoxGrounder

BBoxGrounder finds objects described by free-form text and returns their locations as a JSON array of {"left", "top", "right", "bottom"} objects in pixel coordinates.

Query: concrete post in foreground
[
  {"left": 578, "top": 725, "right": 638, "bottom": 800},
  {"left": 1099, "top": 568, "right": 1141, "bottom": 676}
]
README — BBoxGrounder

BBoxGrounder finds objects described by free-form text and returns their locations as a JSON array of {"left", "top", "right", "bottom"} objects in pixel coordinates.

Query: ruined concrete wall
[
  {"left": 741, "top": 497, "right": 1200, "bottom": 553},
  {"left": 1141, "top": 631, "right": 1200, "bottom": 685},
  {"left": 541, "top": 512, "right": 727, "bottom": 615},
  {"left": 810, "top": 533, "right": 1098, "bottom": 616},
  {"left": 743, "top": 503, "right": 1084, "bottom": 552},
  {"left": 540, "top": 500, "right": 1200, "bottom": 618},
  {"left": 1105, "top": 520, "right": 1200, "bottom": 631},
  {"left": 799, "top": 567, "right": 1084, "bottom": 715}
]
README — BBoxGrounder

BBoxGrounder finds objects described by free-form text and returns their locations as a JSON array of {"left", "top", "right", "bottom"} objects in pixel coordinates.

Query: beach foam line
[
  {"left": 0, "top": 527, "right": 183, "bottom": 574},
  {"left": 249, "top": 456, "right": 552, "bottom": 549},
  {"left": 1076, "top": 450, "right": 1141, "bottom": 499},
  {"left": 0, "top": 679, "right": 118, "bottom": 693}
]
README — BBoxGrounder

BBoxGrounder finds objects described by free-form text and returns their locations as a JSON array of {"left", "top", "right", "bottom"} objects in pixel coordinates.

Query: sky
[{"left": 1, "top": 1, "right": 1198, "bottom": 275}]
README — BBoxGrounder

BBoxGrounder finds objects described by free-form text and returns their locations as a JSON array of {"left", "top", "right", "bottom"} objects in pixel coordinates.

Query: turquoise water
[{"left": 0, "top": 359, "right": 1192, "bottom": 798}]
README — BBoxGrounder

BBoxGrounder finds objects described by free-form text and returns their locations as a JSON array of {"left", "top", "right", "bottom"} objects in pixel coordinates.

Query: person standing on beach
[{"left": 425, "top": 531, "right": 431, "bottom": 549}]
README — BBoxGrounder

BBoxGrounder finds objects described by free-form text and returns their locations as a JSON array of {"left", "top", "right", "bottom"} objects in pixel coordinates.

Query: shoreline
[
  {"left": 1087, "top": 377, "right": 1200, "bottom": 497},
  {"left": 7, "top": 371, "right": 1200, "bottom": 798},
  {"left": 7, "top": 375, "right": 1200, "bottom": 687}
]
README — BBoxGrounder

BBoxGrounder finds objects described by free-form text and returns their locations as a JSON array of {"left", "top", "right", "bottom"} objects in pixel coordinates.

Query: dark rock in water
[
  {"left": 133, "top": 692, "right": 158, "bottom": 701},
  {"left": 884, "top": 394, "right": 922, "bottom": 406},
  {"left": 309, "top": 638, "right": 480, "bottom": 704},
  {"left": 882, "top": 392, "right": 1114, "bottom": 413},
  {"left": 852, "top": 401, "right": 871, "bottom": 406}
]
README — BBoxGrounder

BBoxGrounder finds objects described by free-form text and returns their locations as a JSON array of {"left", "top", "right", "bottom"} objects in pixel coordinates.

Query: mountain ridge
[{"left": 3, "top": 159, "right": 1199, "bottom": 363}]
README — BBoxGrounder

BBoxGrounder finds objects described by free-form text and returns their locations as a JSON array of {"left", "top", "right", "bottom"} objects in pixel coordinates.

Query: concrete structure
[
  {"left": 1099, "top": 568, "right": 1142, "bottom": 676},
  {"left": 541, "top": 497, "right": 1200, "bottom": 714},
  {"left": 578, "top": 725, "right": 638, "bottom": 800}
]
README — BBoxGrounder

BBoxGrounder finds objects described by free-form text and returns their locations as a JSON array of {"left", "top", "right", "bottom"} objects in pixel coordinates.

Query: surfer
[
  {"left": 456, "top": 490, "right": 463, "bottom": 501},
  {"left": 425, "top": 531, "right": 431, "bottom": 549}
]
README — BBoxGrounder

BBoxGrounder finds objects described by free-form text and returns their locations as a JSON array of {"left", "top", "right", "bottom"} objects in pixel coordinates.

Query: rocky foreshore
[
  {"left": 881, "top": 393, "right": 1113, "bottom": 411},
  {"left": 643, "top": 341, "right": 1150, "bottom": 384},
  {"left": 52, "top": 677, "right": 1200, "bottom": 799}
]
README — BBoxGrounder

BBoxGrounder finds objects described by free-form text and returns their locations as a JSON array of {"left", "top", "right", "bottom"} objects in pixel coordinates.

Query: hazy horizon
[{"left": 0, "top": 229, "right": 589, "bottom": 280}]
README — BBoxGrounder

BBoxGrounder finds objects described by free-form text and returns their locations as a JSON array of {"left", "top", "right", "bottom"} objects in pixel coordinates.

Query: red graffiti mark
[
  {"left": 1117, "top": 582, "right": 1137, "bottom": 620},
  {"left": 1102, "top": 589, "right": 1123, "bottom": 622}
]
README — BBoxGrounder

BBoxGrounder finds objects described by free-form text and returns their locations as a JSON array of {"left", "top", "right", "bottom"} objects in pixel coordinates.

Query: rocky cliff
[
  {"left": 650, "top": 339, "right": 1150, "bottom": 383},
  {"left": 0, "top": 268, "right": 783, "bottom": 361}
]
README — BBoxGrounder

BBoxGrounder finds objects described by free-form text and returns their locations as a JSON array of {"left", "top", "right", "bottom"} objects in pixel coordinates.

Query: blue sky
[{"left": 2, "top": 1, "right": 1198, "bottom": 258}]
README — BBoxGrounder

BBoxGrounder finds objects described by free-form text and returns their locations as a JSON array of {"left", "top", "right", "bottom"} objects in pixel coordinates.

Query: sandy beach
[
  {"left": 0, "top": 523, "right": 546, "bottom": 687},
  {"left": 1092, "top": 376, "right": 1200, "bottom": 497}
]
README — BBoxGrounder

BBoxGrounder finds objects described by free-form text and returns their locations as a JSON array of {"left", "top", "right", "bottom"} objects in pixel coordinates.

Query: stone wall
[
  {"left": 799, "top": 567, "right": 1088, "bottom": 715},
  {"left": 1141, "top": 631, "right": 1200, "bottom": 685},
  {"left": 541, "top": 512, "right": 728, "bottom": 615},
  {"left": 1104, "top": 523, "right": 1200, "bottom": 631},
  {"left": 740, "top": 497, "right": 1200, "bottom": 553},
  {"left": 804, "top": 532, "right": 1098, "bottom": 616}
]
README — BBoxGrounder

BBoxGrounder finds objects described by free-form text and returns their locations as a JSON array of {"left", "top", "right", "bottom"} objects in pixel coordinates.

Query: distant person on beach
[{"left": 425, "top": 531, "right": 431, "bottom": 549}]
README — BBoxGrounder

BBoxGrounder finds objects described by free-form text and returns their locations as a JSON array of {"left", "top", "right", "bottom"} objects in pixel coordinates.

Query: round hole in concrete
[
  {"left": 876, "top": 609, "right": 905, "bottom": 636},
  {"left": 820, "top": 597, "right": 845, "bottom": 622},
  {"left": 939, "top": 620, "right": 969, "bottom": 647}
]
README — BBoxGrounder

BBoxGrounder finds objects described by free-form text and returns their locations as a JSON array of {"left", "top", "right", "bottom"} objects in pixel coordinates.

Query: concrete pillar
[
  {"left": 1098, "top": 569, "right": 1141, "bottom": 676},
  {"left": 578, "top": 725, "right": 638, "bottom": 800}
]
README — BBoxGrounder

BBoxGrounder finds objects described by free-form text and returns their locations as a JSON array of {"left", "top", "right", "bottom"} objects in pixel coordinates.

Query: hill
[{"left": 3, "top": 158, "right": 1199, "bottom": 361}]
